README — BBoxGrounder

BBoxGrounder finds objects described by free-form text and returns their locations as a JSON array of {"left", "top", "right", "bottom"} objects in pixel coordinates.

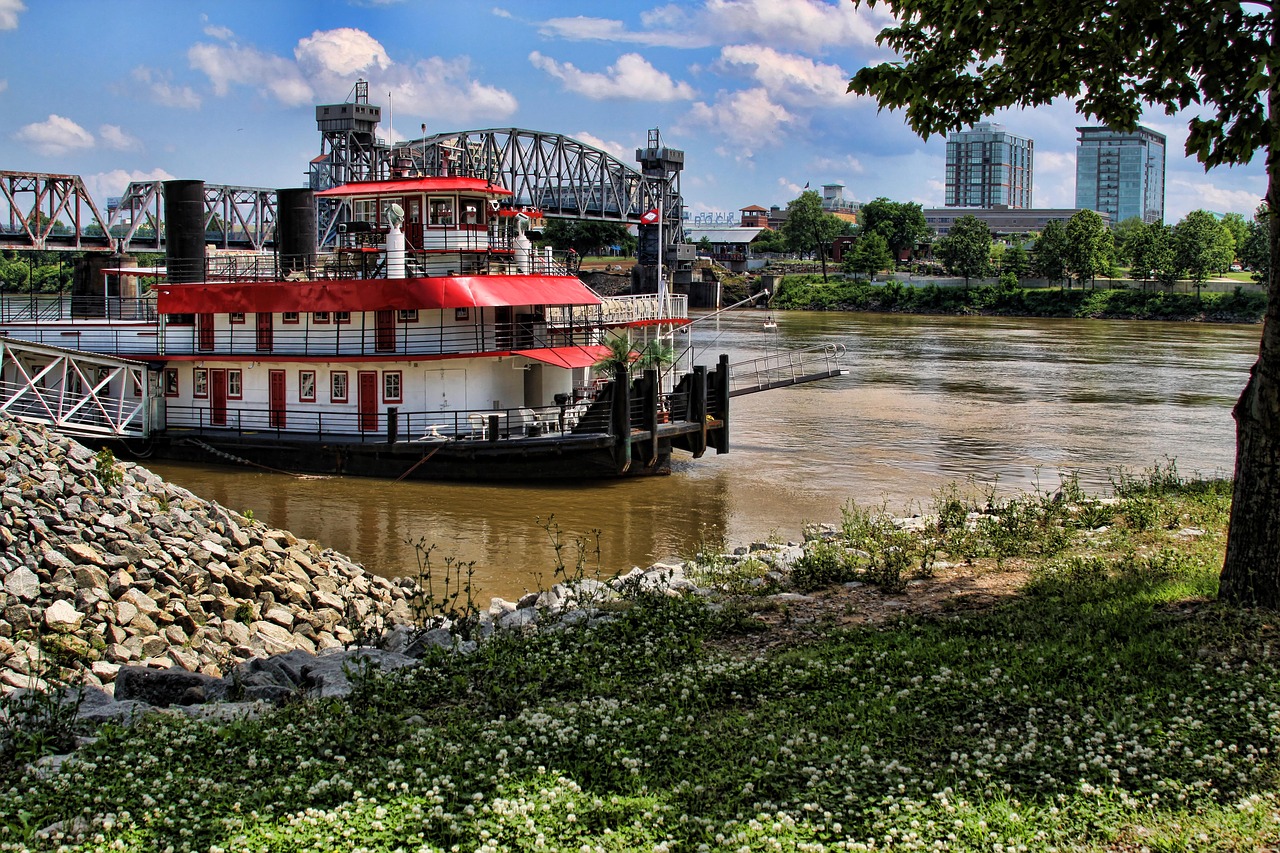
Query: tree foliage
[
  {"left": 1031, "top": 220, "right": 1069, "bottom": 286},
  {"left": 847, "top": 0, "right": 1279, "bottom": 606},
  {"left": 1175, "top": 209, "right": 1234, "bottom": 295},
  {"left": 1064, "top": 209, "right": 1114, "bottom": 289},
  {"left": 781, "top": 191, "right": 845, "bottom": 259},
  {"left": 540, "top": 219, "right": 634, "bottom": 256},
  {"left": 1240, "top": 206, "right": 1271, "bottom": 282},
  {"left": 934, "top": 215, "right": 991, "bottom": 287},
  {"left": 859, "top": 197, "right": 931, "bottom": 259},
  {"left": 844, "top": 231, "right": 894, "bottom": 277}
]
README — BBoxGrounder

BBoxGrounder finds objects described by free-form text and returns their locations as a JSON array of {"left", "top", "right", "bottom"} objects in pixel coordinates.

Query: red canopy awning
[
  {"left": 314, "top": 177, "right": 512, "bottom": 198},
  {"left": 155, "top": 276, "right": 601, "bottom": 314},
  {"left": 514, "top": 345, "right": 611, "bottom": 369}
]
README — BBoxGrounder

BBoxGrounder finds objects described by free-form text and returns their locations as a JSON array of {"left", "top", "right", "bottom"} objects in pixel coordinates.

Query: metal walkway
[
  {"left": 0, "top": 337, "right": 156, "bottom": 438},
  {"left": 728, "top": 343, "right": 848, "bottom": 397}
]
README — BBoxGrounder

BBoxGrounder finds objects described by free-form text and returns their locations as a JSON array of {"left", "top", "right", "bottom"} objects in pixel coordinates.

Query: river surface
[{"left": 146, "top": 311, "right": 1260, "bottom": 600}]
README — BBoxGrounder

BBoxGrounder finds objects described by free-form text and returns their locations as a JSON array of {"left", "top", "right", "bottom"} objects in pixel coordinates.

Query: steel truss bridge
[
  {"left": 2, "top": 127, "right": 679, "bottom": 254},
  {"left": 399, "top": 128, "right": 672, "bottom": 222},
  {"left": 0, "top": 173, "right": 276, "bottom": 254}
]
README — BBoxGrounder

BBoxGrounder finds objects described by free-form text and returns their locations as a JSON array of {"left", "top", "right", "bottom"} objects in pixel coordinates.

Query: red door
[
  {"left": 256, "top": 313, "right": 273, "bottom": 352},
  {"left": 197, "top": 313, "right": 214, "bottom": 351},
  {"left": 358, "top": 370, "right": 378, "bottom": 432},
  {"left": 375, "top": 309, "right": 395, "bottom": 352},
  {"left": 210, "top": 369, "right": 227, "bottom": 426},
  {"left": 268, "top": 369, "right": 286, "bottom": 429}
]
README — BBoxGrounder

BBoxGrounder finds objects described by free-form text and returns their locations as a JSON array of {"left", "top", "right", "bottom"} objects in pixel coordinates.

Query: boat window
[
  {"left": 193, "top": 369, "right": 208, "bottom": 399},
  {"left": 331, "top": 370, "right": 349, "bottom": 403},
  {"left": 334, "top": 311, "right": 351, "bottom": 324},
  {"left": 429, "top": 197, "right": 455, "bottom": 227},
  {"left": 163, "top": 368, "right": 179, "bottom": 397},
  {"left": 229, "top": 312, "right": 245, "bottom": 324},
  {"left": 461, "top": 198, "right": 482, "bottom": 225},
  {"left": 299, "top": 370, "right": 316, "bottom": 402},
  {"left": 397, "top": 309, "right": 418, "bottom": 323},
  {"left": 282, "top": 312, "right": 300, "bottom": 324},
  {"left": 313, "top": 311, "right": 330, "bottom": 324},
  {"left": 353, "top": 199, "right": 378, "bottom": 225},
  {"left": 227, "top": 370, "right": 243, "bottom": 399},
  {"left": 383, "top": 371, "right": 402, "bottom": 403}
]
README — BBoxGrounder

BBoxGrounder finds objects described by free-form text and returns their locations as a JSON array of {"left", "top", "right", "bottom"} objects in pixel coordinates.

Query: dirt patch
[{"left": 711, "top": 561, "right": 1031, "bottom": 655}]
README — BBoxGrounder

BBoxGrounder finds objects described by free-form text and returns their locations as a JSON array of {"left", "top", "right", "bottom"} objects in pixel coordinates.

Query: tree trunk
[{"left": 1220, "top": 78, "right": 1280, "bottom": 607}]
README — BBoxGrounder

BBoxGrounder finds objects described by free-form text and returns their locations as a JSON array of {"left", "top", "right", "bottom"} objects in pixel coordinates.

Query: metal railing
[
  {"left": 0, "top": 294, "right": 158, "bottom": 323},
  {"left": 728, "top": 343, "right": 847, "bottom": 397}
]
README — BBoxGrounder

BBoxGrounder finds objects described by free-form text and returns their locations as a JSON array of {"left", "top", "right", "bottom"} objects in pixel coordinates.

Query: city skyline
[{"left": 0, "top": 0, "right": 1265, "bottom": 225}]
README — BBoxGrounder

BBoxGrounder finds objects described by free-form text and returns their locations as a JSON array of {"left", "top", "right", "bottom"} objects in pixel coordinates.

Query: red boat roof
[
  {"left": 314, "top": 177, "right": 513, "bottom": 198},
  {"left": 155, "top": 275, "right": 600, "bottom": 314}
]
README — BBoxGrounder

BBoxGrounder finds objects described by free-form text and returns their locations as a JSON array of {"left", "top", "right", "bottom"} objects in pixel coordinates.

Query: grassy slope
[{"left": 3, "top": 472, "right": 1279, "bottom": 852}]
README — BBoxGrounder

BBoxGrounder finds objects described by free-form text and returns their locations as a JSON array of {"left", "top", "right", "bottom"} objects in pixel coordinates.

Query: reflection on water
[{"left": 147, "top": 311, "right": 1260, "bottom": 600}]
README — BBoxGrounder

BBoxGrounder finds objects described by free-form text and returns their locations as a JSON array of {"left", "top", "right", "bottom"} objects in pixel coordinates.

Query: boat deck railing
[
  {"left": 728, "top": 343, "right": 848, "bottom": 397},
  {"left": 0, "top": 294, "right": 158, "bottom": 323}
]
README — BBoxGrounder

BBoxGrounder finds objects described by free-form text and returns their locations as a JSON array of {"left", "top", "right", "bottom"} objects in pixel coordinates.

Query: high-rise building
[
  {"left": 1074, "top": 125, "right": 1166, "bottom": 224},
  {"left": 945, "top": 122, "right": 1034, "bottom": 208}
]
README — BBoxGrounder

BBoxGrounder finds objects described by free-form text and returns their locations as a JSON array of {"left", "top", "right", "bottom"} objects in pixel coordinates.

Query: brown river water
[{"left": 144, "top": 311, "right": 1260, "bottom": 601}]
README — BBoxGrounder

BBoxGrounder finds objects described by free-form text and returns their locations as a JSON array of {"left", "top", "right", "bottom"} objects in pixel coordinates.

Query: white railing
[{"left": 728, "top": 343, "right": 848, "bottom": 397}]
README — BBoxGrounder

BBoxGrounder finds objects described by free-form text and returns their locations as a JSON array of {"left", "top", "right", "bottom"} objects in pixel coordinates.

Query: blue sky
[{"left": 0, "top": 0, "right": 1266, "bottom": 224}]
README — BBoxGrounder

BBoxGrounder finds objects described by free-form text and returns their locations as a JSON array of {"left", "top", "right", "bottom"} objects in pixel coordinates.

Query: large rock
[
  {"left": 43, "top": 599, "right": 84, "bottom": 633},
  {"left": 5, "top": 566, "right": 40, "bottom": 602},
  {"left": 113, "top": 666, "right": 229, "bottom": 707}
]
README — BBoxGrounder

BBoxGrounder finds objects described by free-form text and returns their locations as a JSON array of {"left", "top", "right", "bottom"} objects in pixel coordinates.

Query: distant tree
[
  {"left": 1031, "top": 220, "right": 1069, "bottom": 286},
  {"left": 1220, "top": 212, "right": 1250, "bottom": 262},
  {"left": 1148, "top": 223, "right": 1181, "bottom": 290},
  {"left": 1064, "top": 209, "right": 1114, "bottom": 289},
  {"left": 697, "top": 236, "right": 713, "bottom": 255},
  {"left": 1112, "top": 216, "right": 1149, "bottom": 267},
  {"left": 859, "top": 197, "right": 931, "bottom": 260},
  {"left": 542, "top": 219, "right": 634, "bottom": 256},
  {"left": 1002, "top": 242, "right": 1029, "bottom": 280},
  {"left": 1240, "top": 205, "right": 1271, "bottom": 282},
  {"left": 845, "top": 231, "right": 893, "bottom": 278},
  {"left": 934, "top": 215, "right": 991, "bottom": 287},
  {"left": 750, "top": 228, "right": 789, "bottom": 255},
  {"left": 782, "top": 190, "right": 846, "bottom": 280},
  {"left": 1176, "top": 209, "right": 1233, "bottom": 298}
]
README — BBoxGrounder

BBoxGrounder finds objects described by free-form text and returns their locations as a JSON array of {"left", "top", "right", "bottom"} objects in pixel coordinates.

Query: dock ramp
[
  {"left": 728, "top": 343, "right": 847, "bottom": 397},
  {"left": 0, "top": 337, "right": 157, "bottom": 438}
]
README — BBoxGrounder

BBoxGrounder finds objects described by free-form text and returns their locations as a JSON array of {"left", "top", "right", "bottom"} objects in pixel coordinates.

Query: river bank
[
  {"left": 769, "top": 273, "right": 1268, "bottom": 323},
  {"left": 6, "top": 416, "right": 1280, "bottom": 850}
]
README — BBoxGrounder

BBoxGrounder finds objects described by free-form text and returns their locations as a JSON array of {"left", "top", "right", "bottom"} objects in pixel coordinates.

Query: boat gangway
[
  {"left": 0, "top": 337, "right": 158, "bottom": 439},
  {"left": 727, "top": 343, "right": 847, "bottom": 397}
]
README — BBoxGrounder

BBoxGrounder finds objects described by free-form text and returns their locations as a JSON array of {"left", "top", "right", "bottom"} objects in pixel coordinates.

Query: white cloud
[
  {"left": 718, "top": 45, "right": 850, "bottom": 107},
  {"left": 295, "top": 28, "right": 391, "bottom": 77},
  {"left": 573, "top": 131, "right": 633, "bottom": 162},
  {"left": 185, "top": 29, "right": 516, "bottom": 125},
  {"left": 1167, "top": 177, "right": 1264, "bottom": 220},
  {"left": 12, "top": 114, "right": 95, "bottom": 156},
  {"left": 199, "top": 14, "right": 234, "bottom": 41},
  {"left": 778, "top": 176, "right": 805, "bottom": 196},
  {"left": 188, "top": 41, "right": 313, "bottom": 106},
  {"left": 700, "top": 0, "right": 892, "bottom": 49},
  {"left": 131, "top": 66, "right": 202, "bottom": 109},
  {"left": 537, "top": 1, "right": 893, "bottom": 51},
  {"left": 681, "top": 87, "right": 797, "bottom": 141},
  {"left": 491, "top": 7, "right": 513, "bottom": 19},
  {"left": 98, "top": 124, "right": 141, "bottom": 151},
  {"left": 0, "top": 0, "right": 25, "bottom": 30},
  {"left": 84, "top": 168, "right": 178, "bottom": 203},
  {"left": 0, "top": 79, "right": 7, "bottom": 93},
  {"left": 383, "top": 56, "right": 518, "bottom": 126},
  {"left": 536, "top": 15, "right": 704, "bottom": 48},
  {"left": 809, "top": 154, "right": 866, "bottom": 178},
  {"left": 529, "top": 51, "right": 694, "bottom": 101}
]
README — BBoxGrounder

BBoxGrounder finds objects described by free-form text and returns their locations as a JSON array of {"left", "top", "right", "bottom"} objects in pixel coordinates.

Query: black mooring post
[
  {"left": 642, "top": 368, "right": 659, "bottom": 466},
  {"left": 387, "top": 407, "right": 399, "bottom": 444},
  {"left": 690, "top": 365, "right": 708, "bottom": 458},
  {"left": 612, "top": 363, "right": 631, "bottom": 473},
  {"left": 712, "top": 353, "right": 730, "bottom": 454}
]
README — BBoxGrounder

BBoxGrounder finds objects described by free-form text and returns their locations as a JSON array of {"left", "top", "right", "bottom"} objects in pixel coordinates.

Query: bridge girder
[
  {"left": 399, "top": 129, "right": 679, "bottom": 226},
  {"left": 0, "top": 171, "right": 114, "bottom": 252},
  {"left": 105, "top": 181, "right": 277, "bottom": 254}
]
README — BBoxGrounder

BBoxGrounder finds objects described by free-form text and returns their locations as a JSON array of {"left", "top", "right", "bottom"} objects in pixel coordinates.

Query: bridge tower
[
  {"left": 311, "top": 81, "right": 390, "bottom": 245},
  {"left": 635, "top": 128, "right": 693, "bottom": 292}
]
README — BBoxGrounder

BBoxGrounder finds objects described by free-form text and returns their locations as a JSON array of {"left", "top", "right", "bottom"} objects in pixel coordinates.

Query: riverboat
[{"left": 0, "top": 178, "right": 729, "bottom": 480}]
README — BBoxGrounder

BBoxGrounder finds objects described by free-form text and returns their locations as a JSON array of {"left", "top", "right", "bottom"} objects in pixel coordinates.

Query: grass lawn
[{"left": 3, "top": 468, "right": 1278, "bottom": 851}]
